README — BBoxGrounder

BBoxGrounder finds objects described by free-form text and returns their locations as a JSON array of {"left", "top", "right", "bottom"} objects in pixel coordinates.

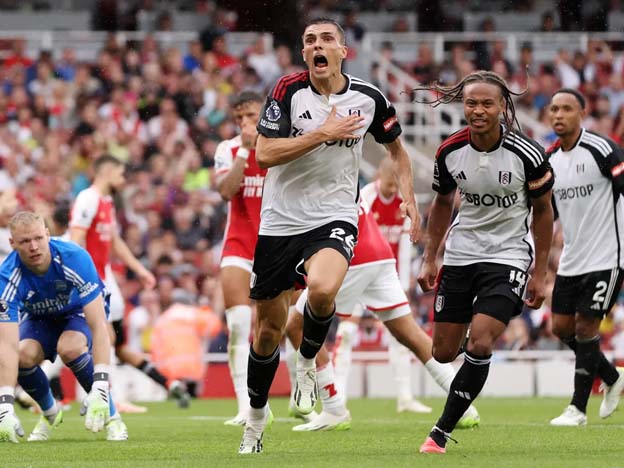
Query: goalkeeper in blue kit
[{"left": 0, "top": 211, "right": 127, "bottom": 442}]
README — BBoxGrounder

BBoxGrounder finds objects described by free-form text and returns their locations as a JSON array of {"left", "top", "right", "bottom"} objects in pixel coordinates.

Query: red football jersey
[
  {"left": 70, "top": 186, "right": 116, "bottom": 279},
  {"left": 361, "top": 181, "right": 406, "bottom": 259},
  {"left": 350, "top": 198, "right": 395, "bottom": 267},
  {"left": 215, "top": 135, "right": 267, "bottom": 261}
]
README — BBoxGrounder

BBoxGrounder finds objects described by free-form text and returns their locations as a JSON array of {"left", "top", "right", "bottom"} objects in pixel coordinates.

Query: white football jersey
[
  {"left": 433, "top": 126, "right": 553, "bottom": 270},
  {"left": 257, "top": 72, "right": 401, "bottom": 236},
  {"left": 548, "top": 128, "right": 624, "bottom": 275}
]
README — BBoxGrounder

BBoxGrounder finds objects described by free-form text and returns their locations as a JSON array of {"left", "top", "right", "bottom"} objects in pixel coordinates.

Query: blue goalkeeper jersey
[{"left": 0, "top": 238, "right": 107, "bottom": 322}]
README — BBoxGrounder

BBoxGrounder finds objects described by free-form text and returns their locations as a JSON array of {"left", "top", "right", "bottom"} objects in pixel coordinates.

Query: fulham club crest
[{"left": 498, "top": 171, "right": 512, "bottom": 185}]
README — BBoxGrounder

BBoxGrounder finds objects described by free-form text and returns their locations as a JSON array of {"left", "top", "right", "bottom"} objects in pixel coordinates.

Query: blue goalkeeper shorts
[{"left": 20, "top": 313, "right": 92, "bottom": 362}]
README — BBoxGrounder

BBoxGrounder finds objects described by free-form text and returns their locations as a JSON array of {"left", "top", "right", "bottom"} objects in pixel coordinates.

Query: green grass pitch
[{"left": 3, "top": 397, "right": 624, "bottom": 467}]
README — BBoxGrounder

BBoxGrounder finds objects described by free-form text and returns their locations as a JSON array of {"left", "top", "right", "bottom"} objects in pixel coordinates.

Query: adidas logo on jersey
[
  {"left": 590, "top": 302, "right": 602, "bottom": 311},
  {"left": 454, "top": 171, "right": 467, "bottom": 180},
  {"left": 298, "top": 110, "right": 312, "bottom": 119}
]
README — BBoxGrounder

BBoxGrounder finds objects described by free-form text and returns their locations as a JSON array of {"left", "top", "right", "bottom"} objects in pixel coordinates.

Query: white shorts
[
  {"left": 105, "top": 264, "right": 125, "bottom": 322},
  {"left": 295, "top": 261, "right": 410, "bottom": 322},
  {"left": 220, "top": 255, "right": 253, "bottom": 274}
]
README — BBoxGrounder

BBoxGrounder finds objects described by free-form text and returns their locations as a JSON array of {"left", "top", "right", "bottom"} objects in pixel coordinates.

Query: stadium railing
[
  {"left": 354, "top": 31, "right": 623, "bottom": 149},
  {"left": 0, "top": 30, "right": 263, "bottom": 62}
]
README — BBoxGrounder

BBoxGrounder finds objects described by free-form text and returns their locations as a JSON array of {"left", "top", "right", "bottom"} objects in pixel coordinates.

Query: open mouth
[{"left": 313, "top": 55, "right": 328, "bottom": 70}]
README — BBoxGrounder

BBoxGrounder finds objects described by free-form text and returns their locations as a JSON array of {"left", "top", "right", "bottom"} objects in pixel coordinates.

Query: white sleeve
[
  {"left": 70, "top": 189, "right": 99, "bottom": 229},
  {"left": 214, "top": 139, "right": 235, "bottom": 175}
]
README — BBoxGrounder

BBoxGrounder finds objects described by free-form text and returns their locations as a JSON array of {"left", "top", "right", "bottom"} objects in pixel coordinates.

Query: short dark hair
[
  {"left": 93, "top": 154, "right": 124, "bottom": 174},
  {"left": 52, "top": 202, "right": 70, "bottom": 229},
  {"left": 303, "top": 17, "right": 345, "bottom": 45},
  {"left": 552, "top": 88, "right": 586, "bottom": 109},
  {"left": 230, "top": 91, "right": 264, "bottom": 109}
]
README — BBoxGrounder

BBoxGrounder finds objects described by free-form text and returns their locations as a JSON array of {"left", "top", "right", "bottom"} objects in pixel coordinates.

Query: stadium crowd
[{"left": 0, "top": 5, "right": 623, "bottom": 393}]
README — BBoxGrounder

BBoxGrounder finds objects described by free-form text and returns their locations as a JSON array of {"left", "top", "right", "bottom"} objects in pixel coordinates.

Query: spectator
[
  {"left": 411, "top": 43, "right": 437, "bottom": 85},
  {"left": 555, "top": 49, "right": 581, "bottom": 89},
  {"left": 3, "top": 39, "right": 33, "bottom": 71},
  {"left": 183, "top": 40, "right": 203, "bottom": 73},
  {"left": 342, "top": 7, "right": 365, "bottom": 62},
  {"left": 539, "top": 11, "right": 558, "bottom": 32},
  {"left": 473, "top": 17, "right": 496, "bottom": 70},
  {"left": 56, "top": 47, "right": 78, "bottom": 82},
  {"left": 155, "top": 11, "right": 174, "bottom": 31},
  {"left": 28, "top": 62, "right": 57, "bottom": 101},
  {"left": 274, "top": 44, "right": 303, "bottom": 76},
  {"left": 210, "top": 35, "right": 239, "bottom": 76},
  {"left": 245, "top": 34, "right": 280, "bottom": 89}
]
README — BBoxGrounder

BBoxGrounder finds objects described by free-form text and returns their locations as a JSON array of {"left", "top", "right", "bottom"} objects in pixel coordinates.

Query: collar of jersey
[
  {"left": 469, "top": 123, "right": 504, "bottom": 153},
  {"left": 309, "top": 73, "right": 350, "bottom": 96},
  {"left": 560, "top": 127, "right": 584, "bottom": 153}
]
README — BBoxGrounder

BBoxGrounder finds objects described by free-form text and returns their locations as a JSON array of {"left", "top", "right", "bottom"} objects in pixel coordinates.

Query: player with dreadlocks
[{"left": 415, "top": 71, "right": 554, "bottom": 454}]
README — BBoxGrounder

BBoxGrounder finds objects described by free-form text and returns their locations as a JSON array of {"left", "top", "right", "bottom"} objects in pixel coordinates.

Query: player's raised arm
[
  {"left": 216, "top": 92, "right": 265, "bottom": 200},
  {"left": 216, "top": 137, "right": 251, "bottom": 201}
]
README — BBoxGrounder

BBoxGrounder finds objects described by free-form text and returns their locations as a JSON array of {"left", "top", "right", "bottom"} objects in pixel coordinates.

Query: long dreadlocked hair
[{"left": 413, "top": 70, "right": 527, "bottom": 137}]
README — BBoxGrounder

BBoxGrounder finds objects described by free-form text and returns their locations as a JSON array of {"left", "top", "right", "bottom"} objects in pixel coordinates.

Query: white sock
[
  {"left": 109, "top": 347, "right": 126, "bottom": 404},
  {"left": 285, "top": 338, "right": 297, "bottom": 401},
  {"left": 297, "top": 350, "right": 315, "bottom": 369},
  {"left": 424, "top": 358, "right": 456, "bottom": 393},
  {"left": 388, "top": 333, "right": 413, "bottom": 402},
  {"left": 317, "top": 362, "right": 346, "bottom": 416},
  {"left": 226, "top": 305, "right": 252, "bottom": 415},
  {"left": 248, "top": 404, "right": 267, "bottom": 426},
  {"left": 333, "top": 321, "right": 358, "bottom": 400}
]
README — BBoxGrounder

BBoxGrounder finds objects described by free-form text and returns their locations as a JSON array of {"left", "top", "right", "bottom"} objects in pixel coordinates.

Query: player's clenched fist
[{"left": 417, "top": 260, "right": 438, "bottom": 292}]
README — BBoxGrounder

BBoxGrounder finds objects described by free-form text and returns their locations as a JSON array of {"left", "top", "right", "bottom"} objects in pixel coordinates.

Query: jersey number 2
[{"left": 593, "top": 281, "right": 608, "bottom": 304}]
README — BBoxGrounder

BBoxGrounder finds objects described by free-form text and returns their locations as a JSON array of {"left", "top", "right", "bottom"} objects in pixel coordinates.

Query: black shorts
[
  {"left": 250, "top": 221, "right": 357, "bottom": 300},
  {"left": 112, "top": 319, "right": 126, "bottom": 348},
  {"left": 552, "top": 268, "right": 624, "bottom": 318},
  {"left": 434, "top": 262, "right": 528, "bottom": 325}
]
